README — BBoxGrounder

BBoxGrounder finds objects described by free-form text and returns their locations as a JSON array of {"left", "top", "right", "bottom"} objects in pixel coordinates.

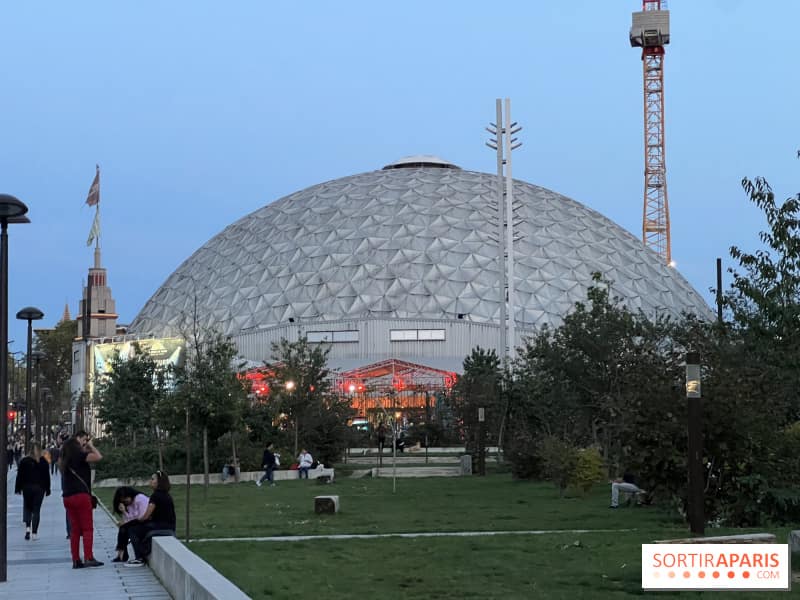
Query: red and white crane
[{"left": 630, "top": 0, "right": 672, "bottom": 265}]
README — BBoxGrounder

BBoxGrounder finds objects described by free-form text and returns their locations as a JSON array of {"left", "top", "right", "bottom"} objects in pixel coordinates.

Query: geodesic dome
[{"left": 129, "top": 157, "right": 710, "bottom": 341}]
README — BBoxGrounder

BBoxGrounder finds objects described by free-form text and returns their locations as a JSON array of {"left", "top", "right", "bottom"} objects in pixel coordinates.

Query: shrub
[
  {"left": 537, "top": 436, "right": 578, "bottom": 497},
  {"left": 572, "top": 447, "right": 606, "bottom": 495}
]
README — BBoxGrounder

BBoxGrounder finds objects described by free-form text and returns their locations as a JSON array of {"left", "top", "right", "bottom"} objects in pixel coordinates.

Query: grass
[{"left": 97, "top": 476, "right": 799, "bottom": 599}]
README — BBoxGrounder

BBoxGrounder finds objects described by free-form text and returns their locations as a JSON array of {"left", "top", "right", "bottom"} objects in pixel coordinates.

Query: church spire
[{"left": 60, "top": 303, "right": 71, "bottom": 323}]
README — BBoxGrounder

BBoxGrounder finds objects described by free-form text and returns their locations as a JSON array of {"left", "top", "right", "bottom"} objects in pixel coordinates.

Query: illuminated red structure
[
  {"left": 335, "top": 359, "right": 456, "bottom": 419},
  {"left": 241, "top": 358, "right": 456, "bottom": 420}
]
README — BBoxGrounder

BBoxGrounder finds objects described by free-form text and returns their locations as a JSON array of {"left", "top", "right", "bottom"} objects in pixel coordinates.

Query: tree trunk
[
  {"left": 231, "top": 432, "right": 239, "bottom": 483},
  {"left": 185, "top": 406, "right": 191, "bottom": 543},
  {"left": 203, "top": 426, "right": 209, "bottom": 495},
  {"left": 132, "top": 429, "right": 137, "bottom": 449},
  {"left": 156, "top": 426, "right": 164, "bottom": 472}
]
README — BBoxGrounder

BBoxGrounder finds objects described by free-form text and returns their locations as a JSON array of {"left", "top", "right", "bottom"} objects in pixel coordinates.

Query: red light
[{"left": 7, "top": 410, "right": 16, "bottom": 421}]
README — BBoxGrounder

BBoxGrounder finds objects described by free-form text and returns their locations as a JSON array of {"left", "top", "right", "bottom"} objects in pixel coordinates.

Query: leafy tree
[
  {"left": 451, "top": 348, "right": 503, "bottom": 462},
  {"left": 171, "top": 329, "right": 247, "bottom": 488},
  {"left": 265, "top": 337, "right": 353, "bottom": 465},
  {"left": 725, "top": 170, "right": 800, "bottom": 423},
  {"left": 33, "top": 318, "right": 77, "bottom": 432},
  {"left": 95, "top": 345, "right": 169, "bottom": 447}
]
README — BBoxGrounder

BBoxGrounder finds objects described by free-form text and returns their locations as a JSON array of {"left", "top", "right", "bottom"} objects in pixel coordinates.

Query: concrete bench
[{"left": 150, "top": 536, "right": 249, "bottom": 600}]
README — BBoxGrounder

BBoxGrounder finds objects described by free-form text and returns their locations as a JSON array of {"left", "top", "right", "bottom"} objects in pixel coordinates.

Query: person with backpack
[{"left": 256, "top": 441, "right": 277, "bottom": 487}]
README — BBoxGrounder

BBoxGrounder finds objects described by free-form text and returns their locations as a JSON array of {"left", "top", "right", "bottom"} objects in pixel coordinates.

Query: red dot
[
  {"left": 712, "top": 571, "right": 720, "bottom": 579},
  {"left": 698, "top": 571, "right": 706, "bottom": 579},
  {"left": 668, "top": 571, "right": 676, "bottom": 579},
  {"left": 742, "top": 571, "right": 750, "bottom": 579},
  {"left": 727, "top": 571, "right": 735, "bottom": 579},
  {"left": 683, "top": 571, "right": 691, "bottom": 579}
]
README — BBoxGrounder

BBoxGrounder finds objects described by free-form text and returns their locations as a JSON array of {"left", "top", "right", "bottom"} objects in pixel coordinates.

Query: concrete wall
[
  {"left": 95, "top": 467, "right": 335, "bottom": 488},
  {"left": 150, "top": 536, "right": 250, "bottom": 600}
]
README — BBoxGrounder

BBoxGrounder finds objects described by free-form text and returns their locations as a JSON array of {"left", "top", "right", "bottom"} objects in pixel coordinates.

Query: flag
[
  {"left": 86, "top": 165, "right": 100, "bottom": 206},
  {"left": 86, "top": 209, "right": 100, "bottom": 247}
]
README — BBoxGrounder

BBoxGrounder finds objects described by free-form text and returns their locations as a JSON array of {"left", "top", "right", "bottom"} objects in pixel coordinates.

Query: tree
[
  {"left": 266, "top": 337, "right": 353, "bottom": 465},
  {"left": 33, "top": 318, "right": 77, "bottom": 432},
  {"left": 95, "top": 345, "right": 169, "bottom": 447},
  {"left": 725, "top": 169, "right": 800, "bottom": 423},
  {"left": 451, "top": 348, "right": 503, "bottom": 466},
  {"left": 172, "top": 329, "right": 247, "bottom": 490}
]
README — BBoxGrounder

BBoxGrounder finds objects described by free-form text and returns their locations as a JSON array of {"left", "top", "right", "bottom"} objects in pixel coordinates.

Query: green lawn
[{"left": 97, "top": 476, "right": 798, "bottom": 599}]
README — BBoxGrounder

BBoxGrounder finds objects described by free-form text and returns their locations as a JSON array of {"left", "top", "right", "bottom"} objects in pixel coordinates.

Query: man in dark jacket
[{"left": 256, "top": 442, "right": 277, "bottom": 487}]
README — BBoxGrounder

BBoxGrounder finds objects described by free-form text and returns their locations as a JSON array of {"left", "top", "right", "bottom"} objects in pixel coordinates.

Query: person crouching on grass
[{"left": 125, "top": 471, "right": 177, "bottom": 567}]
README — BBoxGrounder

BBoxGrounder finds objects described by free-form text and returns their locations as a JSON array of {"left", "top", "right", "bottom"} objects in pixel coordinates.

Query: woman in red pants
[{"left": 60, "top": 431, "right": 103, "bottom": 568}]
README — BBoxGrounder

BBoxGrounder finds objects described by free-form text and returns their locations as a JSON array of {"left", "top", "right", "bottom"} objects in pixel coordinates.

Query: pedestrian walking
[
  {"left": 14, "top": 441, "right": 50, "bottom": 540},
  {"left": 60, "top": 431, "right": 104, "bottom": 568},
  {"left": 256, "top": 441, "right": 277, "bottom": 487},
  {"left": 49, "top": 443, "right": 60, "bottom": 475}
]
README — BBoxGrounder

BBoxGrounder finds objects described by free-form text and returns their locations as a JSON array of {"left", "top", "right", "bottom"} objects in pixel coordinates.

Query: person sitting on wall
[{"left": 297, "top": 449, "right": 313, "bottom": 479}]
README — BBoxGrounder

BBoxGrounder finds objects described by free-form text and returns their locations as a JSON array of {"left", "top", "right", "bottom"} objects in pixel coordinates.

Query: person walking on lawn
[
  {"left": 256, "top": 441, "right": 277, "bottom": 487},
  {"left": 14, "top": 441, "right": 50, "bottom": 540}
]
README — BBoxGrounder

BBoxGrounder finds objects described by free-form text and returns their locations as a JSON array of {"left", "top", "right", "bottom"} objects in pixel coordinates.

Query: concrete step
[
  {"left": 349, "top": 469, "right": 372, "bottom": 479},
  {"left": 346, "top": 455, "right": 459, "bottom": 465},
  {"left": 371, "top": 466, "right": 462, "bottom": 478}
]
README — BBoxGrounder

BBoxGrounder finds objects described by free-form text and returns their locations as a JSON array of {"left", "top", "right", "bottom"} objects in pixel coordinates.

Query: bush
[
  {"left": 502, "top": 424, "right": 541, "bottom": 480},
  {"left": 537, "top": 436, "right": 578, "bottom": 497},
  {"left": 572, "top": 447, "right": 605, "bottom": 495}
]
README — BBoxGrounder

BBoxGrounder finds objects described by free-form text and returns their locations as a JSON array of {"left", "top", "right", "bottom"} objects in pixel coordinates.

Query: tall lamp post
[
  {"left": 0, "top": 193, "right": 30, "bottom": 584},
  {"left": 685, "top": 352, "right": 704, "bottom": 536},
  {"left": 285, "top": 380, "right": 297, "bottom": 456},
  {"left": 31, "top": 350, "right": 45, "bottom": 444},
  {"left": 16, "top": 306, "right": 44, "bottom": 453}
]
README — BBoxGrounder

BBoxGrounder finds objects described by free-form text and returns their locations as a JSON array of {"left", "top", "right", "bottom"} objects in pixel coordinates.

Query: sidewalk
[{"left": 1, "top": 467, "right": 171, "bottom": 599}]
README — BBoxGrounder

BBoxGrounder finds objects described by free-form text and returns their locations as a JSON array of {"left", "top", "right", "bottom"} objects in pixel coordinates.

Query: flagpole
[{"left": 95, "top": 165, "right": 100, "bottom": 252}]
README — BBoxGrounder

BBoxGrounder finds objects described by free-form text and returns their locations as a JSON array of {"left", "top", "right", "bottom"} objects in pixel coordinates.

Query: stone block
[
  {"left": 315, "top": 495, "right": 339, "bottom": 514},
  {"left": 790, "top": 530, "right": 800, "bottom": 554},
  {"left": 459, "top": 454, "right": 472, "bottom": 476}
]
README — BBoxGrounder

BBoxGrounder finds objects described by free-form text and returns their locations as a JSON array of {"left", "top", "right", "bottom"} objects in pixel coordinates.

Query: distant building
[{"left": 128, "top": 156, "right": 711, "bottom": 419}]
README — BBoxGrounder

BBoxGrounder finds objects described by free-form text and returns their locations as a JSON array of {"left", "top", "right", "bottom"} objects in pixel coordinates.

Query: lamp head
[
  {"left": 0, "top": 194, "right": 28, "bottom": 219},
  {"left": 16, "top": 307, "right": 44, "bottom": 321}
]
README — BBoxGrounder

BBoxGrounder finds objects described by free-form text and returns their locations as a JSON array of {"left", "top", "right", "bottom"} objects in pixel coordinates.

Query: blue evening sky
[{"left": 0, "top": 1, "right": 797, "bottom": 352}]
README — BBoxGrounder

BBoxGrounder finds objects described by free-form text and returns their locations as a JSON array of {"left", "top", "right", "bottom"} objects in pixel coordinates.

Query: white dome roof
[{"left": 130, "top": 164, "right": 710, "bottom": 337}]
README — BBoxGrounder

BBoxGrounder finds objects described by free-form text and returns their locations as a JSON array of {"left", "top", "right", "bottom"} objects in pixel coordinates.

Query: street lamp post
[
  {"left": 285, "top": 380, "right": 297, "bottom": 456},
  {"left": 16, "top": 306, "right": 44, "bottom": 453},
  {"left": 31, "top": 351, "right": 45, "bottom": 444},
  {"left": 0, "top": 193, "right": 30, "bottom": 584},
  {"left": 685, "top": 352, "right": 704, "bottom": 536}
]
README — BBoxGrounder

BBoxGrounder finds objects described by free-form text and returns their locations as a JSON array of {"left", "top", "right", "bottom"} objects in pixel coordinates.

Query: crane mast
[{"left": 630, "top": 0, "right": 672, "bottom": 265}]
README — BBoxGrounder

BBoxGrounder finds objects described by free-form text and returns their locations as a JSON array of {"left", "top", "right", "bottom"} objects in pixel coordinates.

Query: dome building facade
[{"left": 130, "top": 157, "right": 710, "bottom": 381}]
